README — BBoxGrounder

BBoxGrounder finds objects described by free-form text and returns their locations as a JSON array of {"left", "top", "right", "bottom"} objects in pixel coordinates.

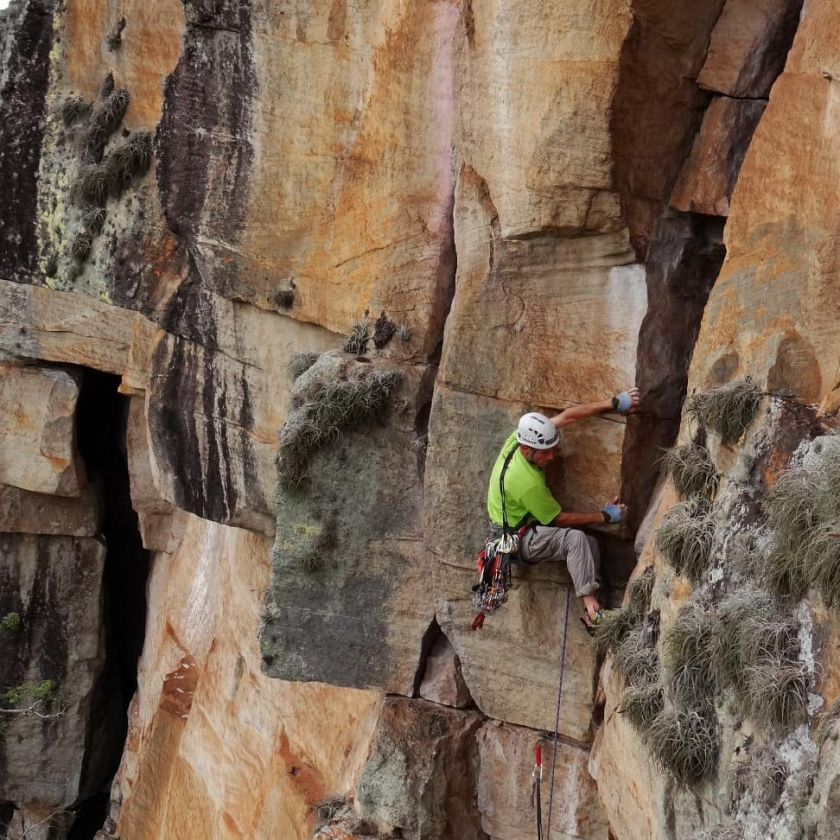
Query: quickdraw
[{"left": 532, "top": 742, "right": 543, "bottom": 840}]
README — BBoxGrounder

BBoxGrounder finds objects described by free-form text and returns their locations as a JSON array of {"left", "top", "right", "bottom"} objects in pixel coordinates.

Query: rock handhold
[{"left": 418, "top": 633, "right": 473, "bottom": 709}]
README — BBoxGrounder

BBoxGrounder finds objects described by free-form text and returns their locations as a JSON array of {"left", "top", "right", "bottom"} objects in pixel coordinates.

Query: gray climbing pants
[{"left": 519, "top": 527, "right": 602, "bottom": 597}]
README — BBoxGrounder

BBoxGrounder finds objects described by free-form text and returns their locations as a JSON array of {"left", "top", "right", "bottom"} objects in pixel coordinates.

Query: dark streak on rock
[
  {"left": 157, "top": 0, "right": 256, "bottom": 297},
  {"left": 147, "top": 333, "right": 262, "bottom": 526},
  {"left": 621, "top": 212, "right": 725, "bottom": 534},
  {"left": 157, "top": 252, "right": 220, "bottom": 349},
  {"left": 0, "top": 0, "right": 56, "bottom": 282}
]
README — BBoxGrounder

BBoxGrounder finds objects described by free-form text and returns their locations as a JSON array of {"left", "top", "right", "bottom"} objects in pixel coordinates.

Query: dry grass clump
[
  {"left": 620, "top": 685, "right": 664, "bottom": 735},
  {"left": 763, "top": 448, "right": 840, "bottom": 602},
  {"left": 663, "top": 600, "right": 716, "bottom": 711},
  {"left": 81, "top": 205, "right": 107, "bottom": 235},
  {"left": 60, "top": 95, "right": 91, "bottom": 126},
  {"left": 343, "top": 319, "right": 370, "bottom": 355},
  {"left": 815, "top": 697, "right": 840, "bottom": 747},
  {"left": 71, "top": 166, "right": 110, "bottom": 207},
  {"left": 662, "top": 443, "right": 719, "bottom": 500},
  {"left": 613, "top": 629, "right": 659, "bottom": 688},
  {"left": 82, "top": 88, "right": 131, "bottom": 159},
  {"left": 593, "top": 608, "right": 637, "bottom": 656},
  {"left": 655, "top": 501, "right": 715, "bottom": 585},
  {"left": 372, "top": 312, "right": 396, "bottom": 349},
  {"left": 277, "top": 368, "right": 401, "bottom": 491},
  {"left": 626, "top": 566, "right": 655, "bottom": 613},
  {"left": 647, "top": 707, "right": 719, "bottom": 787},
  {"left": 71, "top": 232, "right": 93, "bottom": 263},
  {"left": 686, "top": 377, "right": 762, "bottom": 444},
  {"left": 287, "top": 352, "right": 320, "bottom": 382},
  {"left": 712, "top": 586, "right": 806, "bottom": 729},
  {"left": 102, "top": 131, "right": 153, "bottom": 191},
  {"left": 745, "top": 660, "right": 809, "bottom": 730}
]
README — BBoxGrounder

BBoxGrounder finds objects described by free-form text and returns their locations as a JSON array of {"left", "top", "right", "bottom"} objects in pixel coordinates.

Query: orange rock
[
  {"left": 698, "top": 0, "right": 804, "bottom": 98},
  {"left": 670, "top": 96, "right": 766, "bottom": 216}
]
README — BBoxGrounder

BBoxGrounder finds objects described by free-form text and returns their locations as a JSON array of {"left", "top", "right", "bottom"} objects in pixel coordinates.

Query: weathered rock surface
[
  {"left": 356, "top": 697, "right": 485, "bottom": 840},
  {"left": 125, "top": 396, "right": 186, "bottom": 553},
  {"left": 454, "top": 0, "right": 630, "bottom": 238},
  {"left": 419, "top": 632, "right": 473, "bottom": 709},
  {"left": 670, "top": 96, "right": 766, "bottom": 216},
  {"left": 0, "top": 0, "right": 54, "bottom": 284},
  {"left": 477, "top": 720, "right": 608, "bottom": 840},
  {"left": 611, "top": 0, "right": 727, "bottom": 254},
  {"left": 0, "top": 481, "right": 100, "bottom": 536},
  {"left": 261, "top": 352, "right": 434, "bottom": 696},
  {"left": 590, "top": 661, "right": 716, "bottom": 838},
  {"left": 0, "top": 533, "right": 116, "bottom": 812},
  {"left": 688, "top": 0, "right": 840, "bottom": 405},
  {"left": 698, "top": 0, "right": 804, "bottom": 98},
  {"left": 114, "top": 515, "right": 383, "bottom": 840},
  {"left": 0, "top": 362, "right": 84, "bottom": 496}
]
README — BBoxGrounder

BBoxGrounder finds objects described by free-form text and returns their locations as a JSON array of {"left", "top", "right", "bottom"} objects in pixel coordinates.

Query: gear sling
[{"left": 471, "top": 446, "right": 531, "bottom": 630}]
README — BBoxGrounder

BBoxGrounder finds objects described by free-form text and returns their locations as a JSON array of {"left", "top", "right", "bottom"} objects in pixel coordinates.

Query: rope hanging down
[{"left": 536, "top": 583, "right": 572, "bottom": 839}]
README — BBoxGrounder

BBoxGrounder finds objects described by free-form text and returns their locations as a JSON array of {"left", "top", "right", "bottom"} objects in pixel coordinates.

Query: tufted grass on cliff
[
  {"left": 102, "top": 131, "right": 154, "bottom": 193},
  {"left": 60, "top": 95, "right": 91, "bottom": 126},
  {"left": 288, "top": 352, "right": 320, "bottom": 382},
  {"left": 663, "top": 600, "right": 716, "bottom": 712},
  {"left": 655, "top": 500, "right": 715, "bottom": 585},
  {"left": 613, "top": 628, "right": 660, "bottom": 689},
  {"left": 593, "top": 607, "right": 637, "bottom": 656},
  {"left": 82, "top": 88, "right": 131, "bottom": 160},
  {"left": 763, "top": 446, "right": 840, "bottom": 602},
  {"left": 0, "top": 612, "right": 21, "bottom": 637},
  {"left": 744, "top": 660, "right": 809, "bottom": 730},
  {"left": 647, "top": 706, "right": 719, "bottom": 788},
  {"left": 685, "top": 377, "right": 762, "bottom": 444},
  {"left": 662, "top": 443, "right": 719, "bottom": 501},
  {"left": 81, "top": 205, "right": 107, "bottom": 235},
  {"left": 626, "top": 565, "right": 655, "bottom": 613},
  {"left": 71, "top": 166, "right": 111, "bottom": 207},
  {"left": 343, "top": 319, "right": 370, "bottom": 355},
  {"left": 277, "top": 368, "right": 402, "bottom": 491},
  {"left": 620, "top": 685, "right": 664, "bottom": 736},
  {"left": 71, "top": 232, "right": 93, "bottom": 263},
  {"left": 712, "top": 585, "right": 806, "bottom": 729}
]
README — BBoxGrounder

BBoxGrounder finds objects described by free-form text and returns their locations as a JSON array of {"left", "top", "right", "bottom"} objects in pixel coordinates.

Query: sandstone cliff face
[{"left": 0, "top": 0, "right": 838, "bottom": 838}]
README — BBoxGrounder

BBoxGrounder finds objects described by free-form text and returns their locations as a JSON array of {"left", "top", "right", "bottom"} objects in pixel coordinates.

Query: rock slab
[{"left": 0, "top": 363, "right": 84, "bottom": 497}]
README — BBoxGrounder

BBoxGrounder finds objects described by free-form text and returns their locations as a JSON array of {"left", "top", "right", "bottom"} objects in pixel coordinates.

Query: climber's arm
[{"left": 548, "top": 387, "right": 640, "bottom": 429}]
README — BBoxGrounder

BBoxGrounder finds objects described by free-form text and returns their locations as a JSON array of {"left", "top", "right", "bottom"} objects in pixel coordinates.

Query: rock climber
[{"left": 486, "top": 388, "right": 640, "bottom": 631}]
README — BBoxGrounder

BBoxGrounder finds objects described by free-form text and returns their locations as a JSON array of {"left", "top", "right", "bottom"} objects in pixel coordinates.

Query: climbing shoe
[{"left": 580, "top": 609, "right": 607, "bottom": 638}]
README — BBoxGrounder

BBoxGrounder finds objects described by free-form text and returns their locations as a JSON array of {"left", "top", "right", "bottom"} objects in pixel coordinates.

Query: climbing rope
[{"left": 541, "top": 583, "right": 572, "bottom": 839}]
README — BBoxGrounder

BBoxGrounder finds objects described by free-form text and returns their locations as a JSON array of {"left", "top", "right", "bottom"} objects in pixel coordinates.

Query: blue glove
[
  {"left": 612, "top": 391, "right": 633, "bottom": 414},
  {"left": 602, "top": 503, "right": 622, "bottom": 524}
]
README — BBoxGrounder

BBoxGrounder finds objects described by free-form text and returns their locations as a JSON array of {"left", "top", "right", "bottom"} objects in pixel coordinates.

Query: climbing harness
[
  {"left": 471, "top": 447, "right": 528, "bottom": 630},
  {"left": 535, "top": 583, "right": 572, "bottom": 839}
]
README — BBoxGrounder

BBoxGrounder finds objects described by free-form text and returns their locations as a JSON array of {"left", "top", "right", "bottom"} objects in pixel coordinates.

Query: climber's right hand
[{"left": 611, "top": 387, "right": 640, "bottom": 415}]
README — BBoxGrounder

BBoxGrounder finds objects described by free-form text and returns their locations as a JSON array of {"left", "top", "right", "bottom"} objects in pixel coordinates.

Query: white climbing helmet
[{"left": 516, "top": 412, "right": 560, "bottom": 450}]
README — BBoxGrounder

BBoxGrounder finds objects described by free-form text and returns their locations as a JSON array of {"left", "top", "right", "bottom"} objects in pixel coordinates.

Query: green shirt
[{"left": 487, "top": 432, "right": 562, "bottom": 527}]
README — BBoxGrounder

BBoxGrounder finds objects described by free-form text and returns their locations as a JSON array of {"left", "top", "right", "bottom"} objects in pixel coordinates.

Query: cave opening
[{"left": 69, "top": 368, "right": 151, "bottom": 840}]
